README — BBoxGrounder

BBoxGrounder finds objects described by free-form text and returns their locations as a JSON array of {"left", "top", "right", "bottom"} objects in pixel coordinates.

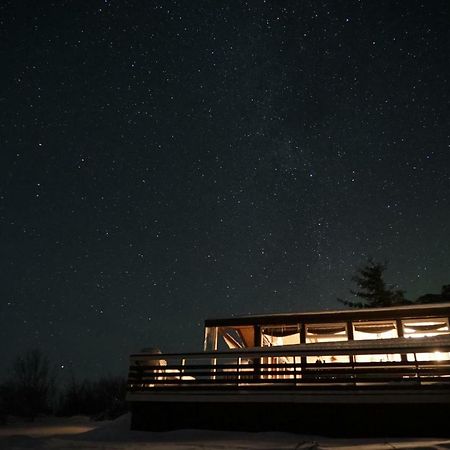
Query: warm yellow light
[{"left": 433, "top": 351, "right": 447, "bottom": 361}]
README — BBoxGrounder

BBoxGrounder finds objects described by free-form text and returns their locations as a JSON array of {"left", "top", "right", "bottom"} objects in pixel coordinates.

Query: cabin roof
[{"left": 204, "top": 302, "right": 450, "bottom": 327}]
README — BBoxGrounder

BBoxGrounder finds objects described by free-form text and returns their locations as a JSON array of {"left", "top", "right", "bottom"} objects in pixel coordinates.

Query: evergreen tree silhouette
[{"left": 338, "top": 259, "right": 410, "bottom": 308}]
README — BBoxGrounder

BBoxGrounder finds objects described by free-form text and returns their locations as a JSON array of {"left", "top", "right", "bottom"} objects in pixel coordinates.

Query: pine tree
[{"left": 338, "top": 259, "right": 410, "bottom": 308}]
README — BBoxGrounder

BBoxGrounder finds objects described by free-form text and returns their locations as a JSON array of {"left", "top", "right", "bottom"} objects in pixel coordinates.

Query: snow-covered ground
[{"left": 1, "top": 414, "right": 450, "bottom": 450}]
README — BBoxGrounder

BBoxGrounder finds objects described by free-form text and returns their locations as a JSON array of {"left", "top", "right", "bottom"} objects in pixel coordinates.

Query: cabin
[{"left": 127, "top": 303, "right": 450, "bottom": 436}]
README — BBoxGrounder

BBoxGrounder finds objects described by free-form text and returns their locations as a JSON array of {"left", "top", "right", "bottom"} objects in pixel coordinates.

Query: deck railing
[{"left": 127, "top": 335, "right": 450, "bottom": 392}]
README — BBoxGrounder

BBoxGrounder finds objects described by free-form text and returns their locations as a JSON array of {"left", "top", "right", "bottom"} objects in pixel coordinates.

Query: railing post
[
  {"left": 351, "top": 354, "right": 356, "bottom": 386},
  {"left": 414, "top": 352, "right": 421, "bottom": 384},
  {"left": 211, "top": 357, "right": 217, "bottom": 381},
  {"left": 396, "top": 319, "right": 408, "bottom": 363},
  {"left": 237, "top": 357, "right": 240, "bottom": 386},
  {"left": 294, "top": 357, "right": 298, "bottom": 384}
]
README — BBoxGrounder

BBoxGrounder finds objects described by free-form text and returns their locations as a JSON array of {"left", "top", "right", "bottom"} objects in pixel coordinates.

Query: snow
[{"left": 1, "top": 414, "right": 450, "bottom": 450}]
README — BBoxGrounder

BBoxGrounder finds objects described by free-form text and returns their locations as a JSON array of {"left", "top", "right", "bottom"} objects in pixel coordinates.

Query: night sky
[{"left": 1, "top": 1, "right": 449, "bottom": 379}]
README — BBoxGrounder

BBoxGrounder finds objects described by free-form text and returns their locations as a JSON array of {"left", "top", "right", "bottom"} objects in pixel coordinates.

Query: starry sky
[{"left": 1, "top": 1, "right": 449, "bottom": 379}]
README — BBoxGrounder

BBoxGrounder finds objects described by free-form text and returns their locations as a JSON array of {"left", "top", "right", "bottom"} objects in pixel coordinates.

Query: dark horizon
[{"left": 1, "top": 1, "right": 449, "bottom": 380}]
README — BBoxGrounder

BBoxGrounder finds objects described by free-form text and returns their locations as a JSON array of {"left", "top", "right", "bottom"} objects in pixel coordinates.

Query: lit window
[
  {"left": 353, "top": 321, "right": 400, "bottom": 362},
  {"left": 305, "top": 323, "right": 349, "bottom": 363},
  {"left": 402, "top": 318, "right": 450, "bottom": 361}
]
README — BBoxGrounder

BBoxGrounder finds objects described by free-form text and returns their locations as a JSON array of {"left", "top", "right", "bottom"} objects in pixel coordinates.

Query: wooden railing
[{"left": 127, "top": 336, "right": 450, "bottom": 392}]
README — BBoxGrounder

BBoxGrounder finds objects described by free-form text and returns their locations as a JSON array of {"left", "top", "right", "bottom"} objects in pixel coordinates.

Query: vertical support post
[
  {"left": 254, "top": 325, "right": 261, "bottom": 346},
  {"left": 300, "top": 323, "right": 307, "bottom": 370},
  {"left": 204, "top": 327, "right": 218, "bottom": 381},
  {"left": 253, "top": 325, "right": 261, "bottom": 380},
  {"left": 204, "top": 327, "right": 218, "bottom": 351},
  {"left": 347, "top": 321, "right": 355, "bottom": 365},
  {"left": 414, "top": 352, "right": 421, "bottom": 384},
  {"left": 211, "top": 357, "right": 217, "bottom": 381},
  {"left": 347, "top": 322, "right": 356, "bottom": 384},
  {"left": 237, "top": 357, "right": 240, "bottom": 386},
  {"left": 396, "top": 319, "right": 408, "bottom": 363},
  {"left": 294, "top": 355, "right": 298, "bottom": 385}
]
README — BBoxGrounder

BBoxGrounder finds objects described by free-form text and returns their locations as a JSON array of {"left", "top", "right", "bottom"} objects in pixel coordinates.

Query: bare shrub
[
  {"left": 56, "top": 375, "right": 127, "bottom": 419},
  {"left": 6, "top": 349, "right": 55, "bottom": 419}
]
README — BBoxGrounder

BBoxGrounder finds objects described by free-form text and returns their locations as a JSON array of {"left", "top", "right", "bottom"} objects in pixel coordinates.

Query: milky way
[{"left": 0, "top": 1, "right": 449, "bottom": 378}]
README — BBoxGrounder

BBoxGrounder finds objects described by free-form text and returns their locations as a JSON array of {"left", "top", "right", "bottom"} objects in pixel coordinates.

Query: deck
[{"left": 127, "top": 336, "right": 450, "bottom": 435}]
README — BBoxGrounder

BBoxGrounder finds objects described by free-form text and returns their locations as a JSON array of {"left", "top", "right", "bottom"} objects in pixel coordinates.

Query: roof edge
[{"left": 204, "top": 302, "right": 450, "bottom": 327}]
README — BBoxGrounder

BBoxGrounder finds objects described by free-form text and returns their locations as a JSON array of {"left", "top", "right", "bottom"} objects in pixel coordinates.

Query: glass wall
[
  {"left": 402, "top": 317, "right": 450, "bottom": 361},
  {"left": 204, "top": 314, "right": 450, "bottom": 366},
  {"left": 261, "top": 325, "right": 301, "bottom": 347},
  {"left": 259, "top": 325, "right": 301, "bottom": 379},
  {"left": 353, "top": 320, "right": 400, "bottom": 362},
  {"left": 305, "top": 323, "right": 349, "bottom": 363},
  {"left": 215, "top": 326, "right": 255, "bottom": 350}
]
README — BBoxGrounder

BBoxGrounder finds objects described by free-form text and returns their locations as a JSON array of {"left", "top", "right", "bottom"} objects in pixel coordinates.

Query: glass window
[
  {"left": 352, "top": 321, "right": 400, "bottom": 362},
  {"left": 305, "top": 323, "right": 349, "bottom": 363},
  {"left": 217, "top": 326, "right": 255, "bottom": 350},
  {"left": 402, "top": 318, "right": 449, "bottom": 338},
  {"left": 261, "top": 325, "right": 301, "bottom": 347},
  {"left": 353, "top": 321, "right": 398, "bottom": 340},
  {"left": 260, "top": 325, "right": 301, "bottom": 379},
  {"left": 402, "top": 318, "right": 450, "bottom": 361}
]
